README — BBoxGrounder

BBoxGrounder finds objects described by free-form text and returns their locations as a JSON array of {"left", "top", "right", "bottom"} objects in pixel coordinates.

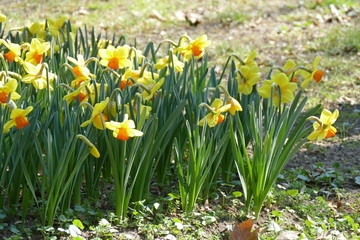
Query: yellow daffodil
[
  {"left": 226, "top": 97, "right": 242, "bottom": 115},
  {"left": 282, "top": 59, "right": 298, "bottom": 82},
  {"left": 29, "top": 21, "right": 46, "bottom": 39},
  {"left": 155, "top": 54, "right": 184, "bottom": 73},
  {"left": 0, "top": 78, "right": 21, "bottom": 104},
  {"left": 236, "top": 65, "right": 260, "bottom": 95},
  {"left": 22, "top": 62, "right": 55, "bottom": 90},
  {"left": 98, "top": 45, "right": 132, "bottom": 70},
  {"left": 120, "top": 67, "right": 158, "bottom": 89},
  {"left": 81, "top": 97, "right": 109, "bottom": 130},
  {"left": 198, "top": 98, "right": 231, "bottom": 127},
  {"left": 48, "top": 16, "right": 68, "bottom": 37},
  {"left": 3, "top": 106, "right": 33, "bottom": 133},
  {"left": 258, "top": 73, "right": 297, "bottom": 107},
  {"left": 105, "top": 114, "right": 143, "bottom": 141},
  {"left": 299, "top": 56, "right": 324, "bottom": 88},
  {"left": 307, "top": 109, "right": 339, "bottom": 141},
  {"left": 141, "top": 78, "right": 165, "bottom": 101},
  {"left": 25, "top": 38, "right": 50, "bottom": 65},
  {"left": 67, "top": 54, "right": 95, "bottom": 79},
  {"left": 1, "top": 40, "right": 23, "bottom": 63},
  {"left": 176, "top": 35, "right": 211, "bottom": 61},
  {"left": 63, "top": 81, "right": 90, "bottom": 105},
  {"left": 76, "top": 134, "right": 100, "bottom": 158},
  {"left": 129, "top": 47, "right": 144, "bottom": 63},
  {"left": 0, "top": 13, "right": 6, "bottom": 22}
]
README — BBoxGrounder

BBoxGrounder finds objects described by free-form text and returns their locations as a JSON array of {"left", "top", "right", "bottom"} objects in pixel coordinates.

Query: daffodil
[
  {"left": 1, "top": 39, "right": 22, "bottom": 63},
  {"left": 25, "top": 38, "right": 50, "bottom": 65},
  {"left": 63, "top": 81, "right": 90, "bottom": 105},
  {"left": 28, "top": 21, "right": 46, "bottom": 39},
  {"left": 258, "top": 73, "right": 297, "bottom": 107},
  {"left": 67, "top": 54, "right": 95, "bottom": 79},
  {"left": 307, "top": 109, "right": 339, "bottom": 141},
  {"left": 81, "top": 98, "right": 109, "bottom": 130},
  {"left": 141, "top": 78, "right": 164, "bottom": 101},
  {"left": 0, "top": 78, "right": 21, "bottom": 104},
  {"left": 48, "top": 16, "right": 68, "bottom": 37},
  {"left": 282, "top": 59, "right": 298, "bottom": 82},
  {"left": 198, "top": 98, "right": 231, "bottom": 127},
  {"left": 176, "top": 35, "right": 211, "bottom": 61},
  {"left": 3, "top": 106, "right": 33, "bottom": 133},
  {"left": 22, "top": 62, "right": 55, "bottom": 90},
  {"left": 129, "top": 47, "right": 144, "bottom": 63},
  {"left": 98, "top": 45, "right": 132, "bottom": 70},
  {"left": 0, "top": 12, "right": 6, "bottom": 22},
  {"left": 155, "top": 54, "right": 184, "bottom": 73},
  {"left": 236, "top": 65, "right": 260, "bottom": 95},
  {"left": 226, "top": 97, "right": 242, "bottom": 115},
  {"left": 120, "top": 67, "right": 158, "bottom": 89},
  {"left": 76, "top": 134, "right": 100, "bottom": 158},
  {"left": 299, "top": 56, "right": 324, "bottom": 88},
  {"left": 105, "top": 114, "right": 143, "bottom": 141}
]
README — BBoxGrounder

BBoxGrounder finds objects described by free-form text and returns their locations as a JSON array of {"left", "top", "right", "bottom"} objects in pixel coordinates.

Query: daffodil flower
[
  {"left": 307, "top": 109, "right": 339, "bottom": 141},
  {"left": 76, "top": 134, "right": 100, "bottom": 158},
  {"left": 236, "top": 65, "right": 260, "bottom": 95},
  {"left": 0, "top": 12, "right": 7, "bottom": 22},
  {"left": 176, "top": 35, "right": 211, "bottom": 61},
  {"left": 98, "top": 45, "right": 132, "bottom": 70},
  {"left": 81, "top": 98, "right": 109, "bottom": 130},
  {"left": 67, "top": 54, "right": 96, "bottom": 79},
  {"left": 299, "top": 56, "right": 324, "bottom": 88},
  {"left": 120, "top": 67, "right": 158, "bottom": 89},
  {"left": 141, "top": 78, "right": 165, "bottom": 101},
  {"left": 155, "top": 54, "right": 184, "bottom": 73},
  {"left": 258, "top": 73, "right": 297, "bottom": 107},
  {"left": 28, "top": 21, "right": 46, "bottom": 39},
  {"left": 63, "top": 81, "right": 90, "bottom": 105},
  {"left": 198, "top": 98, "right": 231, "bottom": 127},
  {"left": 3, "top": 106, "right": 33, "bottom": 133},
  {"left": 22, "top": 62, "right": 56, "bottom": 90},
  {"left": 105, "top": 114, "right": 143, "bottom": 141},
  {"left": 0, "top": 78, "right": 21, "bottom": 104},
  {"left": 1, "top": 39, "right": 22, "bottom": 63},
  {"left": 25, "top": 38, "right": 50, "bottom": 65},
  {"left": 47, "top": 16, "right": 68, "bottom": 37},
  {"left": 226, "top": 97, "right": 242, "bottom": 115}
]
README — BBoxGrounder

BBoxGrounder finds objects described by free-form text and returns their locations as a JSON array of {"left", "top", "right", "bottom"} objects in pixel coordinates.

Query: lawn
[{"left": 0, "top": 0, "right": 359, "bottom": 239}]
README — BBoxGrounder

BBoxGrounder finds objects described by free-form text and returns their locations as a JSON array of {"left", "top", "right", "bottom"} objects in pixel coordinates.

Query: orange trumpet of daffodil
[
  {"left": 3, "top": 106, "right": 33, "bottom": 133},
  {"left": 105, "top": 114, "right": 143, "bottom": 141},
  {"left": 307, "top": 109, "right": 339, "bottom": 141}
]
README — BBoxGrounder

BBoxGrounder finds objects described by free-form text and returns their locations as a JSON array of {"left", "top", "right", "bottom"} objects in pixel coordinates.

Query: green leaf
[
  {"left": 232, "top": 191, "right": 243, "bottom": 198},
  {"left": 286, "top": 189, "right": 299, "bottom": 197},
  {"left": 73, "top": 219, "right": 85, "bottom": 230}
]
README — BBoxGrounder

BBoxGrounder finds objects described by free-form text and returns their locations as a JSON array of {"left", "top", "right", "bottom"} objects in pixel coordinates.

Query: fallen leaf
[
  {"left": 275, "top": 231, "right": 300, "bottom": 240},
  {"left": 230, "top": 219, "right": 258, "bottom": 240}
]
